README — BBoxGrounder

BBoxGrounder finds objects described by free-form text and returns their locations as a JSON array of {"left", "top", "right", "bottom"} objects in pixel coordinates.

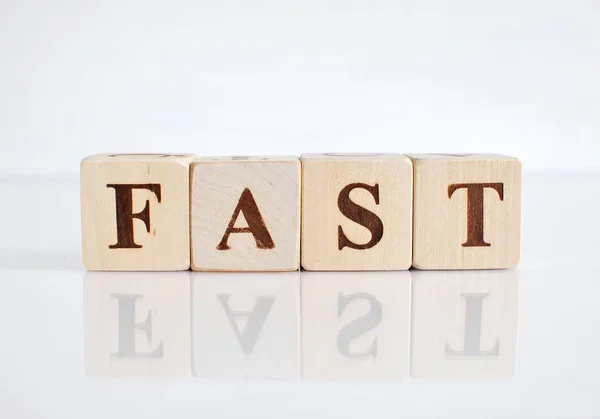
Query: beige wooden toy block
[
  {"left": 83, "top": 271, "right": 191, "bottom": 378},
  {"left": 191, "top": 272, "right": 300, "bottom": 379},
  {"left": 190, "top": 156, "right": 300, "bottom": 272},
  {"left": 81, "top": 153, "right": 195, "bottom": 271},
  {"left": 410, "top": 270, "right": 519, "bottom": 379},
  {"left": 301, "top": 153, "right": 413, "bottom": 271},
  {"left": 408, "top": 154, "right": 522, "bottom": 270},
  {"left": 301, "top": 271, "right": 411, "bottom": 380}
]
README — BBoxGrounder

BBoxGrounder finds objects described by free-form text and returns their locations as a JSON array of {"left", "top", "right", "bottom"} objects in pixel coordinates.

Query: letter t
[{"left": 448, "top": 183, "right": 504, "bottom": 247}]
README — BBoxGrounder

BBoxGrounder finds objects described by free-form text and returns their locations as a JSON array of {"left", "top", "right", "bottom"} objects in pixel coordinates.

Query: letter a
[{"left": 217, "top": 188, "right": 275, "bottom": 250}]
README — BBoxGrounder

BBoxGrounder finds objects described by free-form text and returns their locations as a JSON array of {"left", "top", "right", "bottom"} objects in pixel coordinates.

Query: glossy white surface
[{"left": 0, "top": 171, "right": 599, "bottom": 419}]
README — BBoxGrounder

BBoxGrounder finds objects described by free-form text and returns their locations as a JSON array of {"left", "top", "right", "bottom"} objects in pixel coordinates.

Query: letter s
[{"left": 337, "top": 183, "right": 384, "bottom": 250}]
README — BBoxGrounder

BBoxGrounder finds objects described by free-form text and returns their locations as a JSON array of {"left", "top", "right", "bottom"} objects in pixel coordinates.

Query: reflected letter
[
  {"left": 110, "top": 293, "right": 163, "bottom": 358},
  {"left": 337, "top": 293, "right": 382, "bottom": 359},
  {"left": 192, "top": 272, "right": 299, "bottom": 380},
  {"left": 83, "top": 272, "right": 191, "bottom": 378},
  {"left": 444, "top": 293, "right": 500, "bottom": 357},
  {"left": 301, "top": 271, "right": 411, "bottom": 380},
  {"left": 218, "top": 294, "right": 274, "bottom": 355},
  {"left": 411, "top": 270, "right": 519, "bottom": 379}
]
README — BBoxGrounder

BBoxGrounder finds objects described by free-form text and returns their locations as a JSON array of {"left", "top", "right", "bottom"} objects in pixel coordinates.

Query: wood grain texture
[
  {"left": 83, "top": 271, "right": 191, "bottom": 378},
  {"left": 190, "top": 156, "right": 300, "bottom": 271},
  {"left": 301, "top": 153, "right": 413, "bottom": 271},
  {"left": 81, "top": 153, "right": 195, "bottom": 271},
  {"left": 301, "top": 271, "right": 411, "bottom": 380},
  {"left": 408, "top": 154, "right": 522, "bottom": 270},
  {"left": 410, "top": 270, "right": 519, "bottom": 379},
  {"left": 191, "top": 272, "right": 300, "bottom": 379}
]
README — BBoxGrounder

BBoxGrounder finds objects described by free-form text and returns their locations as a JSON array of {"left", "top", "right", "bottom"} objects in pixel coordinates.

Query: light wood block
[
  {"left": 408, "top": 154, "right": 522, "bottom": 270},
  {"left": 192, "top": 272, "right": 299, "bottom": 379},
  {"left": 301, "top": 153, "right": 413, "bottom": 271},
  {"left": 190, "top": 156, "right": 300, "bottom": 272},
  {"left": 301, "top": 271, "right": 411, "bottom": 380},
  {"left": 83, "top": 272, "right": 191, "bottom": 378},
  {"left": 81, "top": 153, "right": 195, "bottom": 271},
  {"left": 410, "top": 270, "right": 519, "bottom": 379}
]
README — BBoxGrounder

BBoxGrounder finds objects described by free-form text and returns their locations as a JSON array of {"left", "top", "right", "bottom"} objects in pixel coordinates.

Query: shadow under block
[
  {"left": 191, "top": 272, "right": 300, "bottom": 379},
  {"left": 408, "top": 154, "right": 522, "bottom": 270},
  {"left": 81, "top": 153, "right": 195, "bottom": 271},
  {"left": 301, "top": 153, "right": 413, "bottom": 271},
  {"left": 301, "top": 271, "right": 411, "bottom": 380},
  {"left": 410, "top": 270, "right": 519, "bottom": 379},
  {"left": 83, "top": 272, "right": 191, "bottom": 378},
  {"left": 190, "top": 156, "right": 301, "bottom": 271}
]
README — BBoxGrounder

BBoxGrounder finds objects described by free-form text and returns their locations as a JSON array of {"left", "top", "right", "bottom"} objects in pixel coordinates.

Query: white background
[
  {"left": 1, "top": 0, "right": 599, "bottom": 174},
  {"left": 1, "top": 3, "right": 600, "bottom": 415}
]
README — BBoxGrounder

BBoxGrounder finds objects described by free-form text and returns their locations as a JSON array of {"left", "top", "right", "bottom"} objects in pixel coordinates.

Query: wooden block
[
  {"left": 410, "top": 270, "right": 519, "bottom": 379},
  {"left": 83, "top": 271, "right": 191, "bottom": 378},
  {"left": 408, "top": 154, "right": 522, "bottom": 270},
  {"left": 190, "top": 156, "right": 300, "bottom": 272},
  {"left": 301, "top": 271, "right": 411, "bottom": 380},
  {"left": 301, "top": 153, "right": 413, "bottom": 271},
  {"left": 81, "top": 153, "right": 195, "bottom": 271},
  {"left": 191, "top": 272, "right": 299, "bottom": 379}
]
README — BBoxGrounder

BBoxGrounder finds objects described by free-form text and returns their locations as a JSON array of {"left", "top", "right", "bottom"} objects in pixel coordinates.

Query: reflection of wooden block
[
  {"left": 411, "top": 270, "right": 519, "bottom": 379},
  {"left": 191, "top": 156, "right": 300, "bottom": 272},
  {"left": 83, "top": 272, "right": 191, "bottom": 378},
  {"left": 81, "top": 153, "right": 195, "bottom": 271},
  {"left": 408, "top": 154, "right": 521, "bottom": 270},
  {"left": 192, "top": 272, "right": 299, "bottom": 379},
  {"left": 301, "top": 154, "right": 413, "bottom": 271},
  {"left": 301, "top": 271, "right": 411, "bottom": 380}
]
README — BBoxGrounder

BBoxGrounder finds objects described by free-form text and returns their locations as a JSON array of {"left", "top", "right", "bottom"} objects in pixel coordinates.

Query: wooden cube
[
  {"left": 190, "top": 156, "right": 300, "bottom": 272},
  {"left": 81, "top": 153, "right": 195, "bottom": 271},
  {"left": 410, "top": 270, "right": 519, "bottom": 379},
  {"left": 408, "top": 154, "right": 522, "bottom": 270},
  {"left": 191, "top": 272, "right": 300, "bottom": 379},
  {"left": 301, "top": 153, "right": 413, "bottom": 271},
  {"left": 301, "top": 271, "right": 411, "bottom": 380},
  {"left": 83, "top": 271, "right": 191, "bottom": 378}
]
